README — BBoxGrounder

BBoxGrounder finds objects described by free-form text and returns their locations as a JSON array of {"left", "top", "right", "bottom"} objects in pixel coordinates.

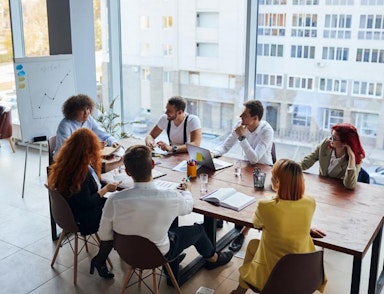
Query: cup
[
  {"left": 187, "top": 164, "right": 197, "bottom": 178},
  {"left": 234, "top": 160, "right": 242, "bottom": 177},
  {"left": 199, "top": 173, "right": 208, "bottom": 194}
]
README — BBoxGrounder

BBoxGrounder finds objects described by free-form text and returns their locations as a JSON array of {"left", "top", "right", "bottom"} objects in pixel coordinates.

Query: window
[
  {"left": 163, "top": 71, "right": 174, "bottom": 83},
  {"left": 21, "top": 0, "right": 49, "bottom": 56},
  {"left": 196, "top": 12, "right": 219, "bottom": 28},
  {"left": 258, "top": 43, "right": 284, "bottom": 57},
  {"left": 141, "top": 68, "right": 150, "bottom": 81},
  {"left": 189, "top": 72, "right": 200, "bottom": 85},
  {"left": 361, "top": 0, "right": 384, "bottom": 5},
  {"left": 290, "top": 45, "right": 315, "bottom": 59},
  {"left": 288, "top": 76, "right": 314, "bottom": 90},
  {"left": 163, "top": 16, "right": 173, "bottom": 28},
  {"left": 356, "top": 48, "right": 384, "bottom": 63},
  {"left": 140, "top": 16, "right": 149, "bottom": 29},
  {"left": 323, "top": 109, "right": 344, "bottom": 130},
  {"left": 258, "top": 13, "right": 286, "bottom": 36},
  {"left": 353, "top": 112, "right": 378, "bottom": 137},
  {"left": 196, "top": 43, "right": 218, "bottom": 57},
  {"left": 163, "top": 44, "right": 173, "bottom": 56},
  {"left": 325, "top": 0, "right": 354, "bottom": 4},
  {"left": 291, "top": 14, "right": 317, "bottom": 37},
  {"left": 260, "top": 0, "right": 287, "bottom": 4},
  {"left": 322, "top": 47, "right": 349, "bottom": 60},
  {"left": 293, "top": 0, "right": 319, "bottom": 4},
  {"left": 256, "top": 73, "right": 283, "bottom": 88},
  {"left": 291, "top": 105, "right": 311, "bottom": 126},
  {"left": 358, "top": 15, "right": 384, "bottom": 40},
  {"left": 319, "top": 78, "right": 348, "bottom": 94},
  {"left": 140, "top": 43, "right": 150, "bottom": 56},
  {"left": 352, "top": 81, "right": 383, "bottom": 98},
  {"left": 324, "top": 14, "right": 352, "bottom": 39}
]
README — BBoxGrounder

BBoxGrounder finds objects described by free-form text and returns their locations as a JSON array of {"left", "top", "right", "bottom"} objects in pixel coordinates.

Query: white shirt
[
  {"left": 98, "top": 182, "right": 193, "bottom": 255},
  {"left": 212, "top": 120, "right": 274, "bottom": 165},
  {"left": 328, "top": 150, "right": 345, "bottom": 174},
  {"left": 156, "top": 113, "right": 201, "bottom": 145}
]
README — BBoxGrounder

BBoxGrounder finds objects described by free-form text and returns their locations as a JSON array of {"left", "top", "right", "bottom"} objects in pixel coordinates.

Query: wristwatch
[
  {"left": 238, "top": 135, "right": 246, "bottom": 142},
  {"left": 172, "top": 145, "right": 178, "bottom": 153}
]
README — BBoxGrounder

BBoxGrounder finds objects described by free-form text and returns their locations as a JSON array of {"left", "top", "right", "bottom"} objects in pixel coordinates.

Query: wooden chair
[
  {"left": 246, "top": 250, "right": 325, "bottom": 294},
  {"left": 47, "top": 135, "right": 56, "bottom": 165},
  {"left": 113, "top": 232, "right": 181, "bottom": 294},
  {"left": 45, "top": 184, "right": 112, "bottom": 284},
  {"left": 0, "top": 106, "right": 16, "bottom": 153}
]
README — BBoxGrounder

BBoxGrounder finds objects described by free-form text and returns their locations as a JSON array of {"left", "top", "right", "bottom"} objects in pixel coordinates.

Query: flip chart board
[{"left": 14, "top": 54, "right": 76, "bottom": 142}]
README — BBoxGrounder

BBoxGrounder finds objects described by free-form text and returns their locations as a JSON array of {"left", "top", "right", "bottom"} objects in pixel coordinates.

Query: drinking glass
[
  {"left": 199, "top": 173, "right": 208, "bottom": 194},
  {"left": 234, "top": 160, "right": 242, "bottom": 177}
]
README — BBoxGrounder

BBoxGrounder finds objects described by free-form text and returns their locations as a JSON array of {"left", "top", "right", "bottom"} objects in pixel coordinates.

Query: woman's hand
[{"left": 310, "top": 228, "right": 326, "bottom": 238}]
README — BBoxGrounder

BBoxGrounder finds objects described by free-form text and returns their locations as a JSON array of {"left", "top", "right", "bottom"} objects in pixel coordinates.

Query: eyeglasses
[{"left": 329, "top": 135, "right": 340, "bottom": 142}]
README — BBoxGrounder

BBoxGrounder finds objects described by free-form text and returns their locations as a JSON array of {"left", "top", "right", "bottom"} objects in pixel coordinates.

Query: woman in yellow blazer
[
  {"left": 300, "top": 123, "right": 365, "bottom": 189},
  {"left": 231, "top": 159, "right": 327, "bottom": 294}
]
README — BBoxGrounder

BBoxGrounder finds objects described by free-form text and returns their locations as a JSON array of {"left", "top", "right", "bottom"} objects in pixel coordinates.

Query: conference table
[
  {"left": 93, "top": 138, "right": 384, "bottom": 293},
  {"left": 143, "top": 152, "right": 383, "bottom": 294}
]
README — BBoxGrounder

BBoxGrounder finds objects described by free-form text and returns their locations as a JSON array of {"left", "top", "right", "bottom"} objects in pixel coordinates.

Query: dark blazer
[
  {"left": 300, "top": 138, "right": 360, "bottom": 189},
  {"left": 66, "top": 172, "right": 106, "bottom": 235}
]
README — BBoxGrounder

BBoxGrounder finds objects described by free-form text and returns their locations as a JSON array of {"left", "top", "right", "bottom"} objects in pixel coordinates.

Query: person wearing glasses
[{"left": 300, "top": 123, "right": 365, "bottom": 190}]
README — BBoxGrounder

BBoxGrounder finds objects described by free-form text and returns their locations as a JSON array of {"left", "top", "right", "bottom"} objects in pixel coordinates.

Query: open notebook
[{"left": 200, "top": 187, "right": 256, "bottom": 211}]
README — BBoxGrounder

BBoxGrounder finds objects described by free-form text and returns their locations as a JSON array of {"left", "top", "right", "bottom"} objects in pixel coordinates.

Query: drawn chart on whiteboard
[{"left": 14, "top": 54, "right": 77, "bottom": 142}]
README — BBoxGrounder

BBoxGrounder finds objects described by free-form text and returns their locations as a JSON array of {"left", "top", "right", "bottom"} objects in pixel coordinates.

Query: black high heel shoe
[{"left": 90, "top": 257, "right": 114, "bottom": 279}]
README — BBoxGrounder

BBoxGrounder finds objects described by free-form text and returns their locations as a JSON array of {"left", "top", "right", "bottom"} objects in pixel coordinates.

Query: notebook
[{"left": 186, "top": 143, "right": 233, "bottom": 171}]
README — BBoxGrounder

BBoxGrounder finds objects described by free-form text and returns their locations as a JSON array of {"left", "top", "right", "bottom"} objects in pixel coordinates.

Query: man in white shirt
[
  {"left": 145, "top": 96, "right": 202, "bottom": 154},
  {"left": 211, "top": 100, "right": 274, "bottom": 252},
  {"left": 90, "top": 145, "right": 233, "bottom": 279}
]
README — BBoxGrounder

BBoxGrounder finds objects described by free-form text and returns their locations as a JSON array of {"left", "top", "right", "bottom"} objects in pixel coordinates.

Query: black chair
[
  {"left": 271, "top": 142, "right": 276, "bottom": 164},
  {"left": 357, "top": 167, "right": 370, "bottom": 184}
]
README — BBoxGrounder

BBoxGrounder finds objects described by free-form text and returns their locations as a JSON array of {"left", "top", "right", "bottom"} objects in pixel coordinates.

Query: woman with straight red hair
[
  {"left": 48, "top": 128, "right": 120, "bottom": 279},
  {"left": 231, "top": 159, "right": 326, "bottom": 294},
  {"left": 300, "top": 123, "right": 365, "bottom": 189}
]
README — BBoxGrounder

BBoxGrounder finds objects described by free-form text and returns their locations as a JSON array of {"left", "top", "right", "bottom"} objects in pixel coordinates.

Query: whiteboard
[{"left": 14, "top": 54, "right": 76, "bottom": 142}]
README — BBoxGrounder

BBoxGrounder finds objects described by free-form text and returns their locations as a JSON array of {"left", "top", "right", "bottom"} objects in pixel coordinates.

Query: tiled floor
[{"left": 0, "top": 141, "right": 383, "bottom": 294}]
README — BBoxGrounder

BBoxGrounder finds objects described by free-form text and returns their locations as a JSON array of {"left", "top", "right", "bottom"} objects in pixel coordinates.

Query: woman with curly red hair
[
  {"left": 48, "top": 128, "right": 119, "bottom": 278},
  {"left": 300, "top": 123, "right": 365, "bottom": 189}
]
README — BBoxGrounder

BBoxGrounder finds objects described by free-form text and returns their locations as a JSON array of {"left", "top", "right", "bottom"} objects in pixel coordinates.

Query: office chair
[
  {"left": 45, "top": 184, "right": 112, "bottom": 284},
  {"left": 0, "top": 105, "right": 16, "bottom": 153},
  {"left": 271, "top": 142, "right": 276, "bottom": 164},
  {"left": 246, "top": 250, "right": 325, "bottom": 294},
  {"left": 114, "top": 232, "right": 182, "bottom": 294},
  {"left": 357, "top": 167, "right": 370, "bottom": 184}
]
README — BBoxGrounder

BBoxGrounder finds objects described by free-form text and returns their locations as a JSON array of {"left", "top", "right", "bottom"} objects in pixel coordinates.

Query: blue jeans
[{"left": 165, "top": 223, "right": 215, "bottom": 260}]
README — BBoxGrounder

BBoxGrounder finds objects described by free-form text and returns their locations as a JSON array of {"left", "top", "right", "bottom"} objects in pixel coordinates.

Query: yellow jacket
[{"left": 239, "top": 196, "right": 326, "bottom": 292}]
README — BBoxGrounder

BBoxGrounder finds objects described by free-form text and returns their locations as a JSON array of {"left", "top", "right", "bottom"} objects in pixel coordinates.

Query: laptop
[{"left": 186, "top": 143, "right": 233, "bottom": 171}]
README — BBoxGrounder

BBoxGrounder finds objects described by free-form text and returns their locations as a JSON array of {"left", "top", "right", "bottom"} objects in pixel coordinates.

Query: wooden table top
[{"left": 108, "top": 139, "right": 384, "bottom": 258}]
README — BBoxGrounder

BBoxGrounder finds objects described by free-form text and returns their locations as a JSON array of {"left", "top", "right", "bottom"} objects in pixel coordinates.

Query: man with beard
[{"left": 145, "top": 96, "right": 202, "bottom": 154}]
